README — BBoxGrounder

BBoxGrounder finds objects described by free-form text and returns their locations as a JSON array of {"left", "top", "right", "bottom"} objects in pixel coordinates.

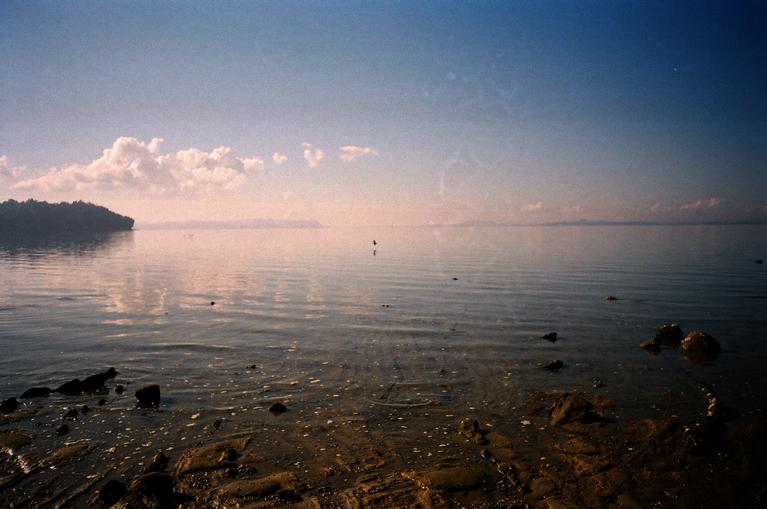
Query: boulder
[
  {"left": 549, "top": 393, "right": 597, "bottom": 426},
  {"left": 0, "top": 397, "right": 18, "bottom": 414},
  {"left": 99, "top": 479, "right": 127, "bottom": 506},
  {"left": 680, "top": 331, "right": 720, "bottom": 362},
  {"left": 135, "top": 384, "right": 161, "bottom": 407},
  {"left": 19, "top": 387, "right": 52, "bottom": 399},
  {"left": 655, "top": 323, "right": 684, "bottom": 346},
  {"left": 458, "top": 417, "right": 487, "bottom": 444}
]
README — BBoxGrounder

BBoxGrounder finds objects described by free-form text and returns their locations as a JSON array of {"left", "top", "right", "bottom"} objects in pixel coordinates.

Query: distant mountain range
[
  {"left": 0, "top": 199, "right": 134, "bottom": 231},
  {"left": 448, "top": 218, "right": 766, "bottom": 227},
  {"left": 138, "top": 219, "right": 323, "bottom": 230}
]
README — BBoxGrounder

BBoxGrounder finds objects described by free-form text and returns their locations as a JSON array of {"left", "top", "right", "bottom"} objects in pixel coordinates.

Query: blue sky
[{"left": 1, "top": 0, "right": 765, "bottom": 224}]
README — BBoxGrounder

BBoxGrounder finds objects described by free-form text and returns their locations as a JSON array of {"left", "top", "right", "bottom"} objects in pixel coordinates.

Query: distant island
[
  {"left": 0, "top": 199, "right": 134, "bottom": 231},
  {"left": 138, "top": 219, "right": 322, "bottom": 230}
]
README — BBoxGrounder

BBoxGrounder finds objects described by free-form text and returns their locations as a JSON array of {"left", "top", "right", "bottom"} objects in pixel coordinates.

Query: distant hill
[
  {"left": 138, "top": 219, "right": 323, "bottom": 230},
  {"left": 0, "top": 199, "right": 134, "bottom": 231}
]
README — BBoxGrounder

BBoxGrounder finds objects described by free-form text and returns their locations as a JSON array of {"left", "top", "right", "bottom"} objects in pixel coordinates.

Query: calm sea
[{"left": 1, "top": 225, "right": 766, "bottom": 479}]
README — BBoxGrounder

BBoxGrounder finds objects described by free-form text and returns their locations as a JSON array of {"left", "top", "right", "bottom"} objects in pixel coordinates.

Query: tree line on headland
[{"left": 0, "top": 199, "right": 134, "bottom": 231}]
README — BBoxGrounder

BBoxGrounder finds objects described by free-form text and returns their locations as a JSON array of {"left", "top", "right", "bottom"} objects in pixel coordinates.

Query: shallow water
[{"left": 1, "top": 225, "right": 766, "bottom": 503}]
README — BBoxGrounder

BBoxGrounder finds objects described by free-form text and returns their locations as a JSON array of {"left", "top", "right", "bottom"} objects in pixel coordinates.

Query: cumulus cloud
[
  {"left": 302, "top": 142, "right": 324, "bottom": 168},
  {"left": 12, "top": 137, "right": 263, "bottom": 194},
  {"left": 680, "top": 197, "right": 725, "bottom": 211},
  {"left": 339, "top": 145, "right": 379, "bottom": 162},
  {"left": 521, "top": 201, "right": 544, "bottom": 212},
  {"left": 272, "top": 152, "right": 288, "bottom": 166}
]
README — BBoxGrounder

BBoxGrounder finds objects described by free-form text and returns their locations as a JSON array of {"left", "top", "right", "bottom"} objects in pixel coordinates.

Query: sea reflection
[{"left": 0, "top": 230, "right": 134, "bottom": 260}]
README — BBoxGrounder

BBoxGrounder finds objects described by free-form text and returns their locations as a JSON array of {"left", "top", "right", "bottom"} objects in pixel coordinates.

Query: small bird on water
[{"left": 373, "top": 240, "right": 377, "bottom": 246}]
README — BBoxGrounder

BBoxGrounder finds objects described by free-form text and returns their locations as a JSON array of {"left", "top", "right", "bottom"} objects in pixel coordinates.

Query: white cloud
[
  {"left": 521, "top": 201, "right": 544, "bottom": 212},
  {"left": 0, "top": 155, "right": 8, "bottom": 180},
  {"left": 12, "top": 137, "right": 263, "bottom": 194},
  {"left": 302, "top": 142, "right": 324, "bottom": 168},
  {"left": 272, "top": 152, "right": 288, "bottom": 166},
  {"left": 339, "top": 145, "right": 379, "bottom": 162},
  {"left": 680, "top": 197, "right": 725, "bottom": 211}
]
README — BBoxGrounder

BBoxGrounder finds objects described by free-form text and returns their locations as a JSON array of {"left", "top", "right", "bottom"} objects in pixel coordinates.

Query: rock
[
  {"left": 129, "top": 472, "right": 174, "bottom": 502},
  {"left": 211, "top": 301, "right": 215, "bottom": 306},
  {"left": 681, "top": 331, "right": 721, "bottom": 362},
  {"left": 639, "top": 338, "right": 661, "bottom": 352},
  {"left": 175, "top": 437, "right": 251, "bottom": 476},
  {"left": 56, "top": 379, "right": 84, "bottom": 395},
  {"left": 269, "top": 401, "right": 287, "bottom": 414},
  {"left": 81, "top": 404, "right": 90, "bottom": 414},
  {"left": 19, "top": 387, "right": 52, "bottom": 399},
  {"left": 99, "top": 479, "right": 127, "bottom": 506},
  {"left": 591, "top": 377, "right": 603, "bottom": 388},
  {"left": 0, "top": 429, "right": 32, "bottom": 451},
  {"left": 247, "top": 364, "right": 256, "bottom": 369},
  {"left": 1, "top": 397, "right": 18, "bottom": 414},
  {"left": 411, "top": 465, "right": 487, "bottom": 491},
  {"left": 214, "top": 472, "right": 297, "bottom": 502},
  {"left": 458, "top": 417, "right": 487, "bottom": 444},
  {"left": 542, "top": 332, "right": 558, "bottom": 341},
  {"left": 81, "top": 367, "right": 117, "bottom": 392},
  {"left": 64, "top": 408, "right": 79, "bottom": 419},
  {"left": 606, "top": 295, "right": 618, "bottom": 301},
  {"left": 41, "top": 443, "right": 95, "bottom": 467},
  {"left": 480, "top": 448, "right": 491, "bottom": 458},
  {"left": 655, "top": 323, "right": 684, "bottom": 346},
  {"left": 145, "top": 452, "right": 169, "bottom": 473},
  {"left": 135, "top": 384, "right": 161, "bottom": 407},
  {"left": 56, "top": 424, "right": 69, "bottom": 436},
  {"left": 56, "top": 368, "right": 117, "bottom": 395},
  {"left": 549, "top": 393, "right": 597, "bottom": 426},
  {"left": 756, "top": 259, "right": 763, "bottom": 264},
  {"left": 97, "top": 398, "right": 107, "bottom": 406},
  {"left": 115, "top": 384, "right": 124, "bottom": 394},
  {"left": 540, "top": 359, "right": 564, "bottom": 371}
]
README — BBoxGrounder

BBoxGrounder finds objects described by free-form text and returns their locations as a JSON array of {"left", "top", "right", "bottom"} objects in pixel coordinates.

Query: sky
[{"left": 1, "top": 0, "right": 765, "bottom": 225}]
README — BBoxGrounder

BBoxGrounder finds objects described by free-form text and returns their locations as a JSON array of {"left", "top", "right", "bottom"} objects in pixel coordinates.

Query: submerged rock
[
  {"left": 458, "top": 417, "right": 488, "bottom": 445},
  {"left": 269, "top": 401, "right": 287, "bottom": 414},
  {"left": 655, "top": 323, "right": 684, "bottom": 346},
  {"left": 542, "top": 332, "right": 558, "bottom": 341},
  {"left": 681, "top": 331, "right": 721, "bottom": 362},
  {"left": 549, "top": 393, "right": 598, "bottom": 426},
  {"left": 606, "top": 295, "right": 619, "bottom": 301},
  {"left": 19, "top": 387, "right": 52, "bottom": 399},
  {"left": 135, "top": 384, "right": 161, "bottom": 407},
  {"left": 56, "top": 424, "right": 69, "bottom": 436},
  {"left": 1, "top": 397, "right": 18, "bottom": 414},
  {"left": 0, "top": 429, "right": 32, "bottom": 451},
  {"left": 175, "top": 437, "right": 251, "bottom": 476},
  {"left": 540, "top": 359, "right": 564, "bottom": 371}
]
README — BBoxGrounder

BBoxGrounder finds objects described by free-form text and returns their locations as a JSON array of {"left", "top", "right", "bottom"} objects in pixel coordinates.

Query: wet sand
[{"left": 2, "top": 355, "right": 766, "bottom": 508}]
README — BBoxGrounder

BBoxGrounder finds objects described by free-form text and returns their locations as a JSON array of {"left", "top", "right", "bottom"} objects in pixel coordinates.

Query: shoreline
[{"left": 2, "top": 365, "right": 765, "bottom": 508}]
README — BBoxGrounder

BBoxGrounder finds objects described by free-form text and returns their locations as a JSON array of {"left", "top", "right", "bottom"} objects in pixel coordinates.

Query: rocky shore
[{"left": 1, "top": 326, "right": 766, "bottom": 508}]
